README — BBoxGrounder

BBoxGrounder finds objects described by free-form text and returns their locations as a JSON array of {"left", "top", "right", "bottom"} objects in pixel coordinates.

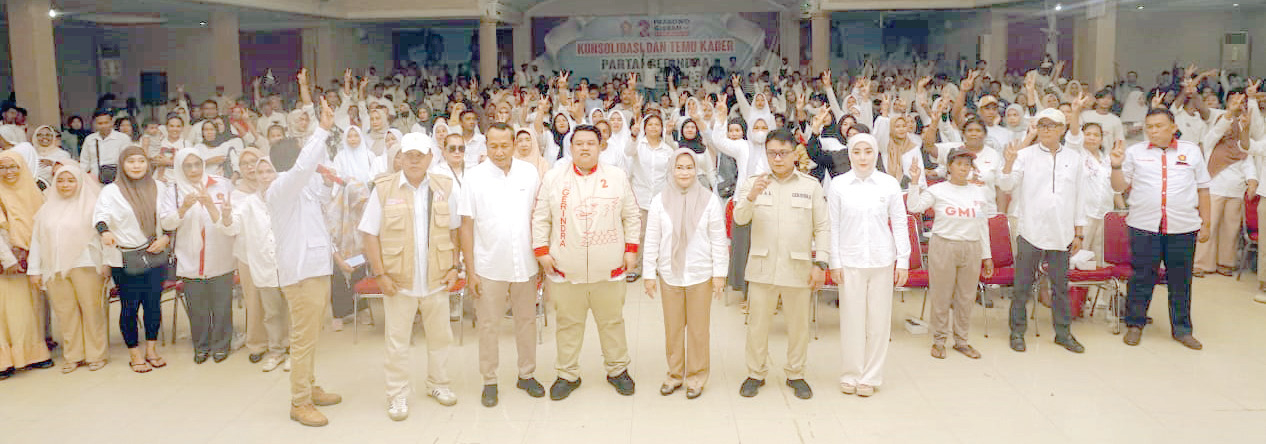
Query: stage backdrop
[{"left": 532, "top": 14, "right": 774, "bottom": 85}]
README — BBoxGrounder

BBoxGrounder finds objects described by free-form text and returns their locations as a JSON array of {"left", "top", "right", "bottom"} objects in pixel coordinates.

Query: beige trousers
[
  {"left": 551, "top": 280, "right": 630, "bottom": 381},
  {"left": 1195, "top": 195, "right": 1242, "bottom": 272},
  {"left": 0, "top": 276, "right": 50, "bottom": 370},
  {"left": 660, "top": 280, "right": 712, "bottom": 390},
  {"left": 745, "top": 282, "right": 811, "bottom": 380},
  {"left": 46, "top": 267, "right": 108, "bottom": 364},
  {"left": 927, "top": 236, "right": 981, "bottom": 347},
  {"left": 383, "top": 292, "right": 452, "bottom": 398},
  {"left": 475, "top": 276, "right": 538, "bottom": 384},
  {"left": 238, "top": 261, "right": 266, "bottom": 355},
  {"left": 281, "top": 275, "right": 330, "bottom": 407},
  {"left": 839, "top": 265, "right": 893, "bottom": 387},
  {"left": 1259, "top": 200, "right": 1266, "bottom": 285},
  {"left": 1083, "top": 218, "right": 1106, "bottom": 267}
]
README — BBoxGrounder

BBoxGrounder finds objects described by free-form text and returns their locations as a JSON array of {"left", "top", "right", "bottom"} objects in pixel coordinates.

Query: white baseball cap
[
  {"left": 1034, "top": 108, "right": 1066, "bottom": 125},
  {"left": 400, "top": 133, "right": 432, "bottom": 155}
]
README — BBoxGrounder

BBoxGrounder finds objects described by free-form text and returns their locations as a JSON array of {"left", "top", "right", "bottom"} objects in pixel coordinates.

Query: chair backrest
[
  {"left": 1103, "top": 211, "right": 1131, "bottom": 265},
  {"left": 987, "top": 214, "right": 1013, "bottom": 267},
  {"left": 906, "top": 214, "right": 923, "bottom": 270},
  {"left": 1246, "top": 194, "right": 1260, "bottom": 235}
]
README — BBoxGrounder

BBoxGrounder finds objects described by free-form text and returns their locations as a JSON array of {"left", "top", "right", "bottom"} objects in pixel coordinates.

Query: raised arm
[{"left": 269, "top": 96, "right": 334, "bottom": 202}]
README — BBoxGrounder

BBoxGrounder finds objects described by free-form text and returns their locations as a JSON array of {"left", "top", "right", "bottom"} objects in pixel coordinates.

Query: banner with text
[{"left": 536, "top": 14, "right": 768, "bottom": 86}]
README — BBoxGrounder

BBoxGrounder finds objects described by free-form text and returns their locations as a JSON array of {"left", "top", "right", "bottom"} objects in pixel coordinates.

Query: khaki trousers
[
  {"left": 282, "top": 275, "right": 330, "bottom": 407},
  {"left": 475, "top": 276, "right": 538, "bottom": 384},
  {"left": 238, "top": 261, "right": 267, "bottom": 355},
  {"left": 257, "top": 287, "right": 290, "bottom": 356},
  {"left": 383, "top": 292, "right": 452, "bottom": 398},
  {"left": 839, "top": 265, "right": 893, "bottom": 387},
  {"left": 1084, "top": 217, "right": 1106, "bottom": 267},
  {"left": 1195, "top": 195, "right": 1242, "bottom": 272},
  {"left": 550, "top": 280, "right": 630, "bottom": 381},
  {"left": 0, "top": 276, "right": 50, "bottom": 370},
  {"left": 744, "top": 282, "right": 811, "bottom": 380},
  {"left": 46, "top": 267, "right": 108, "bottom": 364},
  {"left": 659, "top": 280, "right": 712, "bottom": 390},
  {"left": 927, "top": 236, "right": 981, "bottom": 347}
]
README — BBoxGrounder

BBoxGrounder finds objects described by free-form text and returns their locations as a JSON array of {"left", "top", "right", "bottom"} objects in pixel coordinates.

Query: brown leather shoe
[
  {"left": 290, "top": 404, "right": 328, "bottom": 427},
  {"left": 930, "top": 344, "right": 946, "bottom": 359},
  {"left": 312, "top": 386, "right": 342, "bottom": 406},
  {"left": 1124, "top": 327, "right": 1142, "bottom": 346},
  {"left": 1173, "top": 334, "right": 1203, "bottom": 350},
  {"left": 953, "top": 344, "right": 982, "bottom": 359}
]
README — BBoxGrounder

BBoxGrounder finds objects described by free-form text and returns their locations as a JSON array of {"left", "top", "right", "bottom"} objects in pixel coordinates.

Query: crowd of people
[{"left": 1, "top": 53, "right": 1263, "bottom": 427}]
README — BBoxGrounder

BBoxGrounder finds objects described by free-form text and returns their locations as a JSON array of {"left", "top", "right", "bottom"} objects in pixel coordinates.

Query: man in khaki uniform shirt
[
  {"left": 532, "top": 125, "right": 641, "bottom": 401},
  {"left": 733, "top": 130, "right": 830, "bottom": 400}
]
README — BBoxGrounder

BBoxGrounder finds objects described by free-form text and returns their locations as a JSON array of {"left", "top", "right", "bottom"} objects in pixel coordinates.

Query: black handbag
[{"left": 120, "top": 243, "right": 168, "bottom": 276}]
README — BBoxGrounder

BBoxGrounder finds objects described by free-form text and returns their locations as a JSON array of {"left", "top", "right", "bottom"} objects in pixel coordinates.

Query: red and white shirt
[{"left": 1120, "top": 138, "right": 1211, "bottom": 234}]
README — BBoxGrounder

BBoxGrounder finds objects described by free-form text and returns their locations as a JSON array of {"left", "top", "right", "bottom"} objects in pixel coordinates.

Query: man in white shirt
[
  {"left": 1080, "top": 90, "right": 1126, "bottom": 147},
  {"left": 1111, "top": 108, "right": 1209, "bottom": 350},
  {"left": 361, "top": 133, "right": 462, "bottom": 420},
  {"left": 999, "top": 106, "right": 1090, "bottom": 354},
  {"left": 457, "top": 110, "right": 487, "bottom": 167},
  {"left": 265, "top": 89, "right": 343, "bottom": 427},
  {"left": 80, "top": 111, "right": 133, "bottom": 184},
  {"left": 459, "top": 123, "right": 545, "bottom": 407}
]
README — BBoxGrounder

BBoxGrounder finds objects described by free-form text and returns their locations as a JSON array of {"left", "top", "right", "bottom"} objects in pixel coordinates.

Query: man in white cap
[
  {"left": 999, "top": 95, "right": 1092, "bottom": 354},
  {"left": 361, "top": 132, "right": 462, "bottom": 420}
]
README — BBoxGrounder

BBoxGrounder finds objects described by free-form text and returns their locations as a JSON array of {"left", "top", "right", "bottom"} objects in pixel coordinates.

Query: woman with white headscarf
[
  {"left": 332, "top": 125, "right": 375, "bottom": 184},
  {"left": 160, "top": 148, "right": 236, "bottom": 364},
  {"left": 30, "top": 125, "right": 71, "bottom": 187},
  {"left": 827, "top": 133, "right": 911, "bottom": 398},
  {"left": 27, "top": 163, "right": 108, "bottom": 373},
  {"left": 194, "top": 118, "right": 245, "bottom": 178},
  {"left": 369, "top": 128, "right": 404, "bottom": 178},
  {"left": 325, "top": 126, "right": 374, "bottom": 332},
  {"left": 642, "top": 148, "right": 728, "bottom": 399}
]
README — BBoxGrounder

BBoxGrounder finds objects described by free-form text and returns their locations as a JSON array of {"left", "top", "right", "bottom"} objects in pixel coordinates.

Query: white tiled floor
[{"left": 3, "top": 274, "right": 1265, "bottom": 443}]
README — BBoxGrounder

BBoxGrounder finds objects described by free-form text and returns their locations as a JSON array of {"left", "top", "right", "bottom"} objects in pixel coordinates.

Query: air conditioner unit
[{"left": 1221, "top": 32, "right": 1250, "bottom": 76}]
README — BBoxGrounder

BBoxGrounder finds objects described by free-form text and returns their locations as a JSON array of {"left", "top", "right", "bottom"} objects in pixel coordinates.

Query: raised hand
[
  {"left": 318, "top": 96, "right": 335, "bottom": 131},
  {"left": 1150, "top": 92, "right": 1166, "bottom": 109},
  {"left": 1110, "top": 139, "right": 1125, "bottom": 168}
]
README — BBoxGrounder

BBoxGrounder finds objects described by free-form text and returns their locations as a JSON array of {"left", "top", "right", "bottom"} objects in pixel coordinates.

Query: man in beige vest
[
  {"left": 734, "top": 130, "right": 831, "bottom": 400},
  {"left": 532, "top": 125, "right": 641, "bottom": 400},
  {"left": 361, "top": 133, "right": 462, "bottom": 421}
]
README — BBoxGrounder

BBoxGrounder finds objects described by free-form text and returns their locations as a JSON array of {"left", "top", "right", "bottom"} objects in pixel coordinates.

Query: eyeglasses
[
  {"left": 447, "top": 145, "right": 465, "bottom": 153},
  {"left": 1037, "top": 122, "right": 1063, "bottom": 130},
  {"left": 0, "top": 164, "right": 20, "bottom": 171},
  {"left": 766, "top": 150, "right": 795, "bottom": 159}
]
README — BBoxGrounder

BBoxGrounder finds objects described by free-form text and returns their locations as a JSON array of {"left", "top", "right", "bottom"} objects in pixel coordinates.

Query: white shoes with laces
[
  {"left": 429, "top": 387, "right": 458, "bottom": 406},
  {"left": 261, "top": 354, "right": 287, "bottom": 372},
  {"left": 387, "top": 395, "right": 409, "bottom": 421}
]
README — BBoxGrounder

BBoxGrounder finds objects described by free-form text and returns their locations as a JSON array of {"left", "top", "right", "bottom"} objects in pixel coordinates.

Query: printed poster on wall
[{"left": 536, "top": 14, "right": 769, "bottom": 86}]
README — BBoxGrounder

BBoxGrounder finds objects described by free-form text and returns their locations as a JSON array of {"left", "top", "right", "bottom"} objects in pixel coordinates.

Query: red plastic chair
[
  {"left": 1238, "top": 194, "right": 1260, "bottom": 280},
  {"left": 352, "top": 276, "right": 468, "bottom": 344},
  {"left": 979, "top": 214, "right": 1015, "bottom": 337}
]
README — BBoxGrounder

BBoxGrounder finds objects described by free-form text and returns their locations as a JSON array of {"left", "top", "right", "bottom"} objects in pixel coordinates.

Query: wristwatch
[{"left": 812, "top": 261, "right": 830, "bottom": 270}]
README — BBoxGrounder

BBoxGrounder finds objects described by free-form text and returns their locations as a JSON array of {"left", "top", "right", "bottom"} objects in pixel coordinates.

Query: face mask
[{"left": 749, "top": 130, "right": 768, "bottom": 144}]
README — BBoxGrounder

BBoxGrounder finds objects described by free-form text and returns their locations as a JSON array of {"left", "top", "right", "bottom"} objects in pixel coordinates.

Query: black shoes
[
  {"left": 517, "top": 378, "right": 546, "bottom": 398},
  {"left": 25, "top": 359, "right": 54, "bottom": 370},
  {"left": 786, "top": 379, "right": 813, "bottom": 399},
  {"left": 194, "top": 351, "right": 209, "bottom": 364},
  {"left": 1010, "top": 336, "right": 1026, "bottom": 352},
  {"left": 248, "top": 352, "right": 266, "bottom": 364},
  {"left": 0, "top": 367, "right": 13, "bottom": 380},
  {"left": 607, "top": 370, "right": 635, "bottom": 396},
  {"left": 481, "top": 385, "right": 499, "bottom": 407},
  {"left": 739, "top": 378, "right": 765, "bottom": 397},
  {"left": 550, "top": 377, "right": 582, "bottom": 400},
  {"left": 1055, "top": 335, "right": 1085, "bottom": 354}
]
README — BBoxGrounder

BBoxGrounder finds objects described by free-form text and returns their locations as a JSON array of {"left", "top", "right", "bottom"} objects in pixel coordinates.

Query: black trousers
[
  {"left": 1010, "top": 236, "right": 1073, "bottom": 339},
  {"left": 330, "top": 267, "right": 367, "bottom": 319},
  {"left": 1125, "top": 227, "right": 1196, "bottom": 336},
  {"left": 182, "top": 273, "right": 235, "bottom": 354},
  {"left": 111, "top": 266, "right": 165, "bottom": 348}
]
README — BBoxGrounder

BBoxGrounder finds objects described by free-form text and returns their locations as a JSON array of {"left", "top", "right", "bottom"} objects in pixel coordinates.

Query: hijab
[
  {"left": 233, "top": 147, "right": 266, "bottom": 193},
  {"left": 286, "top": 108, "right": 314, "bottom": 139},
  {"left": 333, "top": 125, "right": 374, "bottom": 183},
  {"left": 173, "top": 148, "right": 209, "bottom": 197},
  {"left": 0, "top": 150, "right": 43, "bottom": 249},
  {"left": 661, "top": 149, "right": 712, "bottom": 275},
  {"left": 514, "top": 127, "right": 549, "bottom": 177},
  {"left": 201, "top": 120, "right": 235, "bottom": 148},
  {"left": 33, "top": 163, "right": 99, "bottom": 281},
  {"left": 550, "top": 113, "right": 573, "bottom": 159},
  {"left": 115, "top": 146, "right": 159, "bottom": 239},
  {"left": 677, "top": 118, "right": 706, "bottom": 154}
]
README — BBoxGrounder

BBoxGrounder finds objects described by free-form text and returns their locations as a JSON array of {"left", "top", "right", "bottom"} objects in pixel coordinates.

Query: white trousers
[
  {"left": 383, "top": 292, "right": 452, "bottom": 399},
  {"left": 838, "top": 265, "right": 894, "bottom": 388}
]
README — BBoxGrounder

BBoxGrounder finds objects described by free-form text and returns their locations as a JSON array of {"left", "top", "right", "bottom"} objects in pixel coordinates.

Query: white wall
[{"left": 1114, "top": 8, "right": 1266, "bottom": 82}]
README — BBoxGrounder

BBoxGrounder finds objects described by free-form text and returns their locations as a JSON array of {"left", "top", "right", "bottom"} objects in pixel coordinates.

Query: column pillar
[
  {"left": 480, "top": 17, "right": 498, "bottom": 86},
  {"left": 211, "top": 10, "right": 243, "bottom": 100},
  {"left": 810, "top": 11, "right": 829, "bottom": 75},
  {"left": 1089, "top": 6, "right": 1116, "bottom": 90},
  {"left": 513, "top": 22, "right": 531, "bottom": 70},
  {"left": 982, "top": 10, "right": 1008, "bottom": 77},
  {"left": 302, "top": 24, "right": 338, "bottom": 90},
  {"left": 779, "top": 11, "right": 800, "bottom": 75},
  {"left": 6, "top": 0, "right": 60, "bottom": 127}
]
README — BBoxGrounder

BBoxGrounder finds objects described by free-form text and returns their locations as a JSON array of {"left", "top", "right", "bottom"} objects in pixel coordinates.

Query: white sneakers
[
  {"left": 839, "top": 382, "right": 857, "bottom": 395},
  {"left": 429, "top": 387, "right": 458, "bottom": 406},
  {"left": 261, "top": 354, "right": 287, "bottom": 372},
  {"left": 387, "top": 395, "right": 409, "bottom": 421},
  {"left": 1254, "top": 294, "right": 1266, "bottom": 304}
]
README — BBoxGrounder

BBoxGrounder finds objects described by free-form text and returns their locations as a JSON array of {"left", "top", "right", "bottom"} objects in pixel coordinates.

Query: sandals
[
  {"left": 129, "top": 360, "right": 152, "bottom": 373},
  {"left": 146, "top": 355, "right": 167, "bottom": 369},
  {"left": 87, "top": 361, "right": 107, "bottom": 371},
  {"left": 61, "top": 361, "right": 83, "bottom": 374}
]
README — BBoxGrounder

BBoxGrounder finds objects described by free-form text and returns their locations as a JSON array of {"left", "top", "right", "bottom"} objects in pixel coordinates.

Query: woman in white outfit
[{"left": 827, "top": 133, "right": 911, "bottom": 398}]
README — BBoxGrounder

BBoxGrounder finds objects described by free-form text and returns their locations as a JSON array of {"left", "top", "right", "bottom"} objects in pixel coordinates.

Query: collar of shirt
[
  {"left": 396, "top": 171, "right": 428, "bottom": 190},
  {"left": 572, "top": 163, "right": 598, "bottom": 176},
  {"left": 1149, "top": 138, "right": 1178, "bottom": 150},
  {"left": 845, "top": 171, "right": 879, "bottom": 185}
]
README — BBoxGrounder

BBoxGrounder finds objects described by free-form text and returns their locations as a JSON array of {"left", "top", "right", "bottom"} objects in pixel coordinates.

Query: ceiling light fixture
[
  {"left": 48, "top": 9, "right": 57, "bottom": 18},
  {"left": 199, "top": 21, "right": 207, "bottom": 26},
  {"left": 1137, "top": 5, "right": 1144, "bottom": 9},
  {"left": 1054, "top": 3, "right": 1063, "bottom": 11}
]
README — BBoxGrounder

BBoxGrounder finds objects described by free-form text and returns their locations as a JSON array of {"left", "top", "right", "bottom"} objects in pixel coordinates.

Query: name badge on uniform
[{"left": 1176, "top": 154, "right": 1189, "bottom": 166}]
